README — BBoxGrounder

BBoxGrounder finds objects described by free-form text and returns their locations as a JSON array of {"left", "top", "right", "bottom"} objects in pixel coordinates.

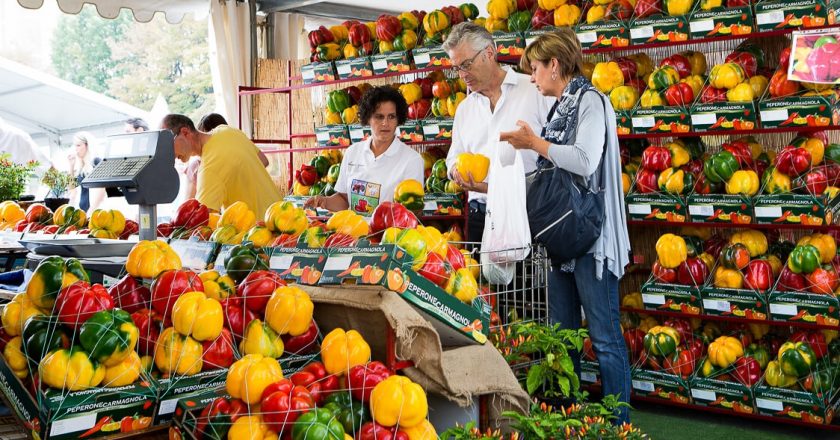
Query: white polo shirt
[
  {"left": 446, "top": 67, "right": 554, "bottom": 204},
  {"left": 335, "top": 136, "right": 424, "bottom": 217}
]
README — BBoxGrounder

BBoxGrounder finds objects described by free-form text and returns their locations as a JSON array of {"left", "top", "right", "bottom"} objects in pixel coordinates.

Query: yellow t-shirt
[{"left": 196, "top": 126, "right": 281, "bottom": 215}]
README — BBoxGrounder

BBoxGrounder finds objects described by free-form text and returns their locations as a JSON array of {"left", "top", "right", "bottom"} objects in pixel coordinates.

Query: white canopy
[{"left": 16, "top": 0, "right": 209, "bottom": 23}]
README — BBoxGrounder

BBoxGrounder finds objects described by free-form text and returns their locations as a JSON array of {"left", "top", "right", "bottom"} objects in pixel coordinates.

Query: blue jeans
[{"left": 548, "top": 254, "right": 631, "bottom": 424}]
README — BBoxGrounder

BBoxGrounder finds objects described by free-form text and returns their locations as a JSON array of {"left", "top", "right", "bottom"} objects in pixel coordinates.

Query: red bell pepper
[
  {"left": 418, "top": 252, "right": 450, "bottom": 288},
  {"left": 700, "top": 86, "right": 728, "bottom": 103},
  {"left": 412, "top": 79, "right": 433, "bottom": 100},
  {"left": 769, "top": 69, "right": 801, "bottom": 98},
  {"left": 641, "top": 146, "right": 672, "bottom": 172},
  {"left": 131, "top": 308, "right": 162, "bottom": 356},
  {"left": 704, "top": 235, "right": 729, "bottom": 260},
  {"left": 157, "top": 222, "right": 175, "bottom": 238},
  {"left": 221, "top": 296, "right": 258, "bottom": 340},
  {"left": 725, "top": 51, "right": 758, "bottom": 77},
  {"left": 108, "top": 275, "right": 150, "bottom": 314},
  {"left": 660, "top": 54, "right": 691, "bottom": 79},
  {"left": 775, "top": 145, "right": 812, "bottom": 177},
  {"left": 652, "top": 260, "right": 677, "bottom": 284},
  {"left": 291, "top": 361, "right": 339, "bottom": 404},
  {"left": 324, "top": 233, "right": 358, "bottom": 248},
  {"left": 150, "top": 269, "right": 204, "bottom": 324},
  {"left": 624, "top": 328, "right": 645, "bottom": 362},
  {"left": 635, "top": 168, "right": 659, "bottom": 193},
  {"left": 722, "top": 141, "right": 754, "bottom": 169},
  {"left": 370, "top": 202, "right": 419, "bottom": 235},
  {"left": 614, "top": 57, "right": 638, "bottom": 83},
  {"left": 530, "top": 7, "right": 553, "bottom": 30},
  {"left": 693, "top": 173, "right": 721, "bottom": 195},
  {"left": 237, "top": 270, "right": 285, "bottom": 313},
  {"left": 348, "top": 361, "right": 393, "bottom": 403},
  {"left": 681, "top": 159, "right": 704, "bottom": 178},
  {"left": 260, "top": 378, "right": 315, "bottom": 433},
  {"left": 664, "top": 82, "right": 694, "bottom": 106},
  {"left": 195, "top": 397, "right": 247, "bottom": 440},
  {"left": 805, "top": 266, "right": 839, "bottom": 294},
  {"left": 407, "top": 99, "right": 431, "bottom": 120},
  {"left": 777, "top": 266, "right": 807, "bottom": 291},
  {"left": 779, "top": 47, "right": 792, "bottom": 70},
  {"left": 803, "top": 169, "right": 829, "bottom": 195},
  {"left": 634, "top": 0, "right": 661, "bottom": 18},
  {"left": 308, "top": 26, "right": 334, "bottom": 48},
  {"left": 685, "top": 336, "right": 706, "bottom": 360},
  {"left": 744, "top": 260, "right": 773, "bottom": 291},
  {"left": 446, "top": 244, "right": 466, "bottom": 272},
  {"left": 345, "top": 86, "right": 363, "bottom": 105},
  {"left": 375, "top": 15, "right": 402, "bottom": 42},
  {"left": 664, "top": 348, "right": 696, "bottom": 378},
  {"left": 282, "top": 320, "right": 319, "bottom": 355},
  {"left": 663, "top": 318, "right": 693, "bottom": 343},
  {"left": 732, "top": 356, "right": 761, "bottom": 386},
  {"left": 295, "top": 164, "right": 319, "bottom": 187},
  {"left": 55, "top": 282, "right": 114, "bottom": 330},
  {"left": 348, "top": 23, "right": 371, "bottom": 47},
  {"left": 791, "top": 331, "right": 827, "bottom": 359},
  {"left": 676, "top": 257, "right": 708, "bottom": 287},
  {"left": 727, "top": 0, "right": 750, "bottom": 6},
  {"left": 202, "top": 328, "right": 234, "bottom": 370},
  {"left": 120, "top": 220, "right": 139, "bottom": 240},
  {"left": 359, "top": 422, "right": 409, "bottom": 440},
  {"left": 173, "top": 199, "right": 209, "bottom": 230}
]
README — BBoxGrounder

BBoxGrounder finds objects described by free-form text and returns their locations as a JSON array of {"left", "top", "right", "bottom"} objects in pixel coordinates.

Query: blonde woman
[{"left": 68, "top": 132, "right": 105, "bottom": 211}]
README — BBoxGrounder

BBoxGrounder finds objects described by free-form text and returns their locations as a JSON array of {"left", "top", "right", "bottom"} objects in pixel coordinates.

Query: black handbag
[{"left": 526, "top": 92, "right": 607, "bottom": 264}]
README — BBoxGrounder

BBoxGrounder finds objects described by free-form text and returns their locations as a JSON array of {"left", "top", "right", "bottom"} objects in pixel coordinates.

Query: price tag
[
  {"left": 315, "top": 131, "right": 330, "bottom": 143},
  {"left": 755, "top": 398, "right": 784, "bottom": 411},
  {"left": 372, "top": 59, "right": 388, "bottom": 71},
  {"left": 689, "top": 204, "right": 714, "bottom": 217},
  {"left": 526, "top": 37, "right": 537, "bottom": 47},
  {"left": 350, "top": 129, "right": 365, "bottom": 140},
  {"left": 770, "top": 303, "right": 798, "bottom": 316},
  {"left": 102, "top": 274, "right": 120, "bottom": 288},
  {"left": 50, "top": 413, "right": 97, "bottom": 436},
  {"left": 754, "top": 206, "right": 783, "bottom": 218},
  {"left": 630, "top": 26, "right": 654, "bottom": 40},
  {"left": 423, "top": 124, "right": 440, "bottom": 136},
  {"left": 301, "top": 68, "right": 315, "bottom": 81},
  {"left": 632, "top": 116, "right": 655, "bottom": 128},
  {"left": 581, "top": 372, "right": 597, "bottom": 383},
  {"left": 337, "top": 63, "right": 352, "bottom": 76},
  {"left": 642, "top": 293, "right": 665, "bottom": 305},
  {"left": 759, "top": 108, "right": 788, "bottom": 122},
  {"left": 423, "top": 201, "right": 439, "bottom": 211},
  {"left": 159, "top": 398, "right": 180, "bottom": 415},
  {"left": 691, "top": 113, "right": 717, "bottom": 126},
  {"left": 627, "top": 204, "right": 652, "bottom": 215},
  {"left": 690, "top": 20, "right": 715, "bottom": 33},
  {"left": 691, "top": 389, "right": 716, "bottom": 402},
  {"left": 413, "top": 52, "right": 430, "bottom": 66},
  {"left": 270, "top": 254, "right": 294, "bottom": 271},
  {"left": 756, "top": 10, "right": 785, "bottom": 26},
  {"left": 324, "top": 256, "right": 352, "bottom": 272},
  {"left": 576, "top": 32, "right": 598, "bottom": 44},
  {"left": 703, "top": 299, "right": 730, "bottom": 312},
  {"left": 632, "top": 380, "right": 655, "bottom": 392}
]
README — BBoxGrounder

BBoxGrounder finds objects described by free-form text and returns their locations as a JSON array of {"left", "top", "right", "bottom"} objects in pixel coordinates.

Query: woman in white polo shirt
[{"left": 306, "top": 86, "right": 424, "bottom": 217}]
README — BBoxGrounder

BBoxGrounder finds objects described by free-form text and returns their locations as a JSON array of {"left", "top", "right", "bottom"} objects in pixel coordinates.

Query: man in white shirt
[{"left": 443, "top": 22, "right": 553, "bottom": 243}]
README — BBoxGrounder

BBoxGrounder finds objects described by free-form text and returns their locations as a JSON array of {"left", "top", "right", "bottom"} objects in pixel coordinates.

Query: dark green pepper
[
  {"left": 681, "top": 235, "right": 703, "bottom": 258},
  {"left": 309, "top": 181, "right": 326, "bottom": 197},
  {"left": 292, "top": 407, "right": 345, "bottom": 440},
  {"left": 826, "top": 143, "right": 840, "bottom": 164},
  {"left": 779, "top": 341, "right": 815, "bottom": 378},
  {"left": 224, "top": 242, "right": 270, "bottom": 284},
  {"left": 22, "top": 315, "right": 68, "bottom": 367},
  {"left": 507, "top": 10, "right": 532, "bottom": 32},
  {"left": 323, "top": 391, "right": 371, "bottom": 436},
  {"left": 704, "top": 151, "right": 739, "bottom": 184},
  {"left": 431, "top": 159, "right": 448, "bottom": 180},
  {"left": 25, "top": 256, "right": 89, "bottom": 309},
  {"left": 79, "top": 309, "right": 139, "bottom": 367},
  {"left": 745, "top": 343, "right": 770, "bottom": 370},
  {"left": 787, "top": 244, "right": 821, "bottom": 274},
  {"left": 310, "top": 156, "right": 330, "bottom": 178}
]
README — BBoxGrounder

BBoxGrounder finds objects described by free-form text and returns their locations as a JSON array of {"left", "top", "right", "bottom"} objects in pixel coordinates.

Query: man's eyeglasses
[{"left": 452, "top": 46, "right": 488, "bottom": 73}]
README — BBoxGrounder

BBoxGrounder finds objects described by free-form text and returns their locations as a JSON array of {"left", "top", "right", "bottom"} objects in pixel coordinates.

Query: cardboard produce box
[
  {"left": 334, "top": 56, "right": 374, "bottom": 79},
  {"left": 631, "top": 367, "right": 692, "bottom": 404},
  {"left": 754, "top": 0, "right": 828, "bottom": 32},
  {"left": 688, "top": 5, "right": 754, "bottom": 38},
  {"left": 687, "top": 193, "right": 754, "bottom": 224},
  {"left": 370, "top": 51, "right": 413, "bottom": 75},
  {"left": 758, "top": 92, "right": 839, "bottom": 129},
  {"left": 629, "top": 14, "right": 690, "bottom": 45},
  {"left": 301, "top": 62, "right": 336, "bottom": 84},
  {"left": 640, "top": 274, "right": 704, "bottom": 315}
]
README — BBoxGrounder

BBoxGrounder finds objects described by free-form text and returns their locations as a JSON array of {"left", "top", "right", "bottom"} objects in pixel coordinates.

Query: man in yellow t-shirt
[{"left": 161, "top": 114, "right": 281, "bottom": 215}]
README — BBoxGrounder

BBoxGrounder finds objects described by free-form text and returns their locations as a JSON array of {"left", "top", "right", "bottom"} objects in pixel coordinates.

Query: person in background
[
  {"left": 442, "top": 22, "right": 552, "bottom": 243},
  {"left": 180, "top": 113, "right": 271, "bottom": 200},
  {"left": 161, "top": 114, "right": 281, "bottom": 216},
  {"left": 0, "top": 116, "right": 51, "bottom": 169},
  {"left": 68, "top": 132, "right": 106, "bottom": 212},
  {"left": 124, "top": 117, "right": 149, "bottom": 133},
  {"left": 305, "top": 86, "right": 423, "bottom": 216},
  {"left": 499, "top": 29, "right": 631, "bottom": 424}
]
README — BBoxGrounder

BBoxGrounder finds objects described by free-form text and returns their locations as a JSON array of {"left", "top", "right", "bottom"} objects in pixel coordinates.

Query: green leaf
[
  {"left": 557, "top": 375, "right": 571, "bottom": 397},
  {"left": 559, "top": 354, "right": 575, "bottom": 375},
  {"left": 527, "top": 364, "right": 545, "bottom": 395}
]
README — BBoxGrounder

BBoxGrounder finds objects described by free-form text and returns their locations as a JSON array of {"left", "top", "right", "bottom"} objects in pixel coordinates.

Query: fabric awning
[{"left": 16, "top": 0, "right": 209, "bottom": 23}]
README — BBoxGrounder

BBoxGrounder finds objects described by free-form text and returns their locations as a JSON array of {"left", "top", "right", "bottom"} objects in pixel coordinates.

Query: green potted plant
[
  {"left": 0, "top": 154, "right": 38, "bottom": 202},
  {"left": 41, "top": 168, "right": 76, "bottom": 211}
]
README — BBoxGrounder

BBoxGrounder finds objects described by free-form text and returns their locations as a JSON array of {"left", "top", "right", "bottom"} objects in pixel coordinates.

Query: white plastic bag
[{"left": 481, "top": 141, "right": 531, "bottom": 285}]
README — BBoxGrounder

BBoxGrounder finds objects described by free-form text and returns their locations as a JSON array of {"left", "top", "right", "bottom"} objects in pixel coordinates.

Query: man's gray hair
[{"left": 442, "top": 22, "right": 495, "bottom": 53}]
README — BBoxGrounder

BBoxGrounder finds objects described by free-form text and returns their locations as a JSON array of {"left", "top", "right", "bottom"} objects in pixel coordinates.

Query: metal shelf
[{"left": 620, "top": 307, "right": 840, "bottom": 330}]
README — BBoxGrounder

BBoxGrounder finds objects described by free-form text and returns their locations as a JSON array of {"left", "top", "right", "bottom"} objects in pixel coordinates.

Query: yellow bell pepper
[
  {"left": 591, "top": 62, "right": 625, "bottom": 94},
  {"left": 330, "top": 25, "right": 349, "bottom": 42},
  {"left": 766, "top": 254, "right": 783, "bottom": 277},
  {"left": 765, "top": 360, "right": 797, "bottom": 388},
  {"left": 53, "top": 204, "right": 87, "bottom": 228},
  {"left": 638, "top": 315, "right": 659, "bottom": 333},
  {"left": 714, "top": 266, "right": 744, "bottom": 289},
  {"left": 326, "top": 210, "right": 369, "bottom": 238},
  {"left": 447, "top": 92, "right": 466, "bottom": 117},
  {"left": 242, "top": 225, "right": 274, "bottom": 247},
  {"left": 707, "top": 336, "right": 744, "bottom": 368},
  {"left": 210, "top": 225, "right": 245, "bottom": 245},
  {"left": 554, "top": 4, "right": 582, "bottom": 27},
  {"left": 240, "top": 319, "right": 285, "bottom": 358},
  {"left": 445, "top": 268, "right": 479, "bottom": 304},
  {"left": 227, "top": 354, "right": 284, "bottom": 404},
  {"left": 0, "top": 201, "right": 24, "bottom": 227},
  {"left": 370, "top": 375, "right": 429, "bottom": 428},
  {"left": 399, "top": 83, "right": 422, "bottom": 105},
  {"left": 629, "top": 53, "right": 655, "bottom": 77},
  {"left": 200, "top": 272, "right": 235, "bottom": 301},
  {"left": 798, "top": 137, "right": 825, "bottom": 166},
  {"left": 423, "top": 10, "right": 450, "bottom": 35},
  {"left": 343, "top": 44, "right": 359, "bottom": 60},
  {"left": 726, "top": 82, "right": 756, "bottom": 102},
  {"left": 293, "top": 181, "right": 311, "bottom": 196},
  {"left": 640, "top": 89, "right": 665, "bottom": 108},
  {"left": 454, "top": 153, "right": 490, "bottom": 183},
  {"left": 622, "top": 292, "right": 644, "bottom": 309},
  {"left": 487, "top": 0, "right": 515, "bottom": 19},
  {"left": 666, "top": 0, "right": 694, "bottom": 16},
  {"left": 264, "top": 201, "right": 308, "bottom": 236},
  {"left": 538, "top": 0, "right": 566, "bottom": 9},
  {"left": 764, "top": 167, "right": 791, "bottom": 194},
  {"left": 398, "top": 12, "right": 419, "bottom": 30},
  {"left": 2, "top": 293, "right": 44, "bottom": 337},
  {"left": 655, "top": 234, "right": 688, "bottom": 269},
  {"left": 265, "top": 286, "right": 314, "bottom": 336},
  {"left": 730, "top": 230, "right": 768, "bottom": 257},
  {"left": 725, "top": 170, "right": 759, "bottom": 195},
  {"left": 209, "top": 212, "right": 220, "bottom": 229},
  {"left": 126, "top": 240, "right": 182, "bottom": 279},
  {"left": 102, "top": 351, "right": 141, "bottom": 387},
  {"left": 749, "top": 75, "right": 769, "bottom": 98},
  {"left": 586, "top": 5, "right": 606, "bottom": 24},
  {"left": 415, "top": 225, "right": 448, "bottom": 258},
  {"left": 89, "top": 209, "right": 126, "bottom": 238},
  {"left": 394, "top": 179, "right": 425, "bottom": 211},
  {"left": 342, "top": 105, "right": 359, "bottom": 125},
  {"left": 172, "top": 291, "right": 224, "bottom": 342},
  {"left": 700, "top": 0, "right": 722, "bottom": 10},
  {"left": 228, "top": 415, "right": 276, "bottom": 440},
  {"left": 699, "top": 252, "right": 715, "bottom": 271},
  {"left": 321, "top": 328, "right": 371, "bottom": 375},
  {"left": 709, "top": 63, "right": 746, "bottom": 90},
  {"left": 666, "top": 142, "right": 690, "bottom": 167},
  {"left": 797, "top": 233, "right": 837, "bottom": 264},
  {"left": 154, "top": 327, "right": 203, "bottom": 376},
  {"left": 325, "top": 109, "right": 343, "bottom": 125},
  {"left": 658, "top": 168, "right": 690, "bottom": 194},
  {"left": 220, "top": 201, "right": 256, "bottom": 233},
  {"left": 3, "top": 336, "right": 27, "bottom": 379},
  {"left": 609, "top": 86, "right": 639, "bottom": 111},
  {"left": 402, "top": 419, "right": 437, "bottom": 440},
  {"left": 681, "top": 75, "right": 704, "bottom": 96},
  {"left": 39, "top": 347, "right": 105, "bottom": 391}
]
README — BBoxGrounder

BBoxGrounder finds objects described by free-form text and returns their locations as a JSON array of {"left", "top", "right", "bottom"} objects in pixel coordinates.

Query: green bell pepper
[
  {"left": 224, "top": 243, "right": 270, "bottom": 284},
  {"left": 745, "top": 343, "right": 770, "bottom": 370},
  {"left": 700, "top": 358, "right": 719, "bottom": 378},
  {"left": 323, "top": 182, "right": 336, "bottom": 196},
  {"left": 704, "top": 151, "right": 739, "bottom": 184},
  {"left": 507, "top": 10, "right": 532, "bottom": 32},
  {"left": 323, "top": 392, "right": 371, "bottom": 436},
  {"left": 309, "top": 181, "right": 326, "bottom": 197},
  {"left": 79, "top": 309, "right": 139, "bottom": 367},
  {"left": 643, "top": 327, "right": 679, "bottom": 357},
  {"left": 22, "top": 315, "right": 68, "bottom": 367},
  {"left": 424, "top": 175, "right": 447, "bottom": 193},
  {"left": 787, "top": 244, "right": 821, "bottom": 275},
  {"left": 826, "top": 143, "right": 840, "bottom": 165},
  {"left": 326, "top": 164, "right": 341, "bottom": 184},
  {"left": 778, "top": 341, "right": 816, "bottom": 378},
  {"left": 310, "top": 156, "right": 330, "bottom": 178},
  {"left": 431, "top": 159, "right": 448, "bottom": 180},
  {"left": 648, "top": 65, "right": 680, "bottom": 91},
  {"left": 25, "top": 256, "right": 89, "bottom": 309},
  {"left": 292, "top": 407, "right": 345, "bottom": 440},
  {"left": 326, "top": 90, "right": 351, "bottom": 114},
  {"left": 765, "top": 360, "right": 797, "bottom": 388}
]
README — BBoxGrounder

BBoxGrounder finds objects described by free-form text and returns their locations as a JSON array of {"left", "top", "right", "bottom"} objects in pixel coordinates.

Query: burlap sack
[{"left": 307, "top": 285, "right": 530, "bottom": 430}]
